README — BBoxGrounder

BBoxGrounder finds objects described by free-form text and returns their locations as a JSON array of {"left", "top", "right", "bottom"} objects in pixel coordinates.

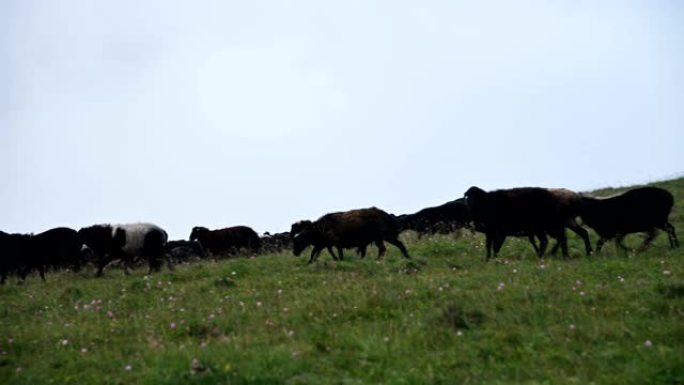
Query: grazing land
[{"left": 1, "top": 178, "right": 683, "bottom": 384}]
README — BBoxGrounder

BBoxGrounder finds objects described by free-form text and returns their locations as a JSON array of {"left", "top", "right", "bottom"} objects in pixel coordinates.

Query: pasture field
[{"left": 1, "top": 178, "right": 683, "bottom": 385}]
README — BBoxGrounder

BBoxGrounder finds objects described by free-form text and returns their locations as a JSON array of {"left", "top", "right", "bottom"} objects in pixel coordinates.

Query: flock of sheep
[{"left": 0, "top": 185, "right": 678, "bottom": 283}]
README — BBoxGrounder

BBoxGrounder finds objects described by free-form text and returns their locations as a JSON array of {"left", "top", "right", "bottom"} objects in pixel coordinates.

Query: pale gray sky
[{"left": 2, "top": 0, "right": 683, "bottom": 239}]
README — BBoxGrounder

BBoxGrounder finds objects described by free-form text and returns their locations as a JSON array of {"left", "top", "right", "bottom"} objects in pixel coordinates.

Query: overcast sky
[{"left": 2, "top": 0, "right": 683, "bottom": 239}]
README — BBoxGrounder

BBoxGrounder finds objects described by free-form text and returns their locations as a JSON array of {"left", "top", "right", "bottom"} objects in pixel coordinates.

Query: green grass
[{"left": 1, "top": 178, "right": 684, "bottom": 384}]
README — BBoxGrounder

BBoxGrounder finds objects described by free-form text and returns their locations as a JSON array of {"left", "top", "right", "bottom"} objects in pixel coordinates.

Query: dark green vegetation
[{"left": 1, "top": 178, "right": 683, "bottom": 384}]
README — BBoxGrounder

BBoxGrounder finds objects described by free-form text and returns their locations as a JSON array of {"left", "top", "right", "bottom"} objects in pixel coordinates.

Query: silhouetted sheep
[
  {"left": 580, "top": 186, "right": 678, "bottom": 252},
  {"left": 189, "top": 226, "right": 261, "bottom": 257},
  {"left": 291, "top": 207, "right": 410, "bottom": 263},
  {"left": 291, "top": 219, "right": 355, "bottom": 260},
  {"left": 27, "top": 227, "right": 83, "bottom": 278},
  {"left": 260, "top": 232, "right": 292, "bottom": 254},
  {"left": 464, "top": 186, "right": 592, "bottom": 259},
  {"left": 397, "top": 198, "right": 470, "bottom": 237},
  {"left": 166, "top": 240, "right": 207, "bottom": 263},
  {"left": 0, "top": 227, "right": 84, "bottom": 283},
  {"left": 0, "top": 231, "right": 31, "bottom": 284}
]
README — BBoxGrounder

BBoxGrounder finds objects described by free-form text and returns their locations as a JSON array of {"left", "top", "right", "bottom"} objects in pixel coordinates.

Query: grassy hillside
[{"left": 1, "top": 178, "right": 683, "bottom": 385}]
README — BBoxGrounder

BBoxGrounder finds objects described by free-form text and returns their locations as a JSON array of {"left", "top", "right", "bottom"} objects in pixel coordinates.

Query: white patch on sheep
[{"left": 112, "top": 223, "right": 168, "bottom": 255}]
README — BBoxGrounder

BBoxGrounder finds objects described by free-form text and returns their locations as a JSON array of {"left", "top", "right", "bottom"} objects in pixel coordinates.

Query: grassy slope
[{"left": 1, "top": 178, "right": 683, "bottom": 385}]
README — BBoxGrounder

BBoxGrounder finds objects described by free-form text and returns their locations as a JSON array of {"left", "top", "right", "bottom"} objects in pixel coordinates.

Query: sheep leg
[
  {"left": 557, "top": 233, "right": 569, "bottom": 258},
  {"left": 147, "top": 255, "right": 164, "bottom": 274},
  {"left": 375, "top": 240, "right": 387, "bottom": 259},
  {"left": 37, "top": 265, "right": 46, "bottom": 282},
  {"left": 492, "top": 235, "right": 506, "bottom": 258},
  {"left": 663, "top": 222, "right": 679, "bottom": 248},
  {"left": 596, "top": 238, "right": 607, "bottom": 254},
  {"left": 550, "top": 240, "right": 561, "bottom": 255},
  {"left": 485, "top": 234, "right": 494, "bottom": 260},
  {"left": 124, "top": 261, "right": 133, "bottom": 275},
  {"left": 72, "top": 258, "right": 82, "bottom": 273},
  {"left": 95, "top": 256, "right": 110, "bottom": 277},
  {"left": 95, "top": 263, "right": 105, "bottom": 277},
  {"left": 326, "top": 246, "right": 339, "bottom": 261},
  {"left": 528, "top": 235, "right": 540, "bottom": 255},
  {"left": 386, "top": 237, "right": 410, "bottom": 259},
  {"left": 568, "top": 223, "right": 593, "bottom": 255},
  {"left": 165, "top": 253, "right": 175, "bottom": 271},
  {"left": 308, "top": 246, "right": 323, "bottom": 264},
  {"left": 536, "top": 233, "right": 548, "bottom": 258},
  {"left": 17, "top": 265, "right": 30, "bottom": 281},
  {"left": 637, "top": 230, "right": 658, "bottom": 252},
  {"left": 358, "top": 245, "right": 367, "bottom": 258},
  {"left": 615, "top": 235, "right": 629, "bottom": 254},
  {"left": 337, "top": 247, "right": 345, "bottom": 261}
]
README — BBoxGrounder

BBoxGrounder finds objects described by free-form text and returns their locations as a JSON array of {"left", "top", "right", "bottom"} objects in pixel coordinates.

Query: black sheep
[
  {"left": 464, "top": 186, "right": 592, "bottom": 259},
  {"left": 260, "top": 232, "right": 292, "bottom": 254},
  {"left": 0, "top": 231, "right": 31, "bottom": 284},
  {"left": 291, "top": 207, "right": 410, "bottom": 263},
  {"left": 166, "top": 240, "right": 207, "bottom": 263},
  {"left": 26, "top": 227, "right": 84, "bottom": 278},
  {"left": 580, "top": 186, "right": 678, "bottom": 252},
  {"left": 0, "top": 227, "right": 84, "bottom": 283},
  {"left": 397, "top": 198, "right": 470, "bottom": 237},
  {"left": 189, "top": 226, "right": 261, "bottom": 257}
]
